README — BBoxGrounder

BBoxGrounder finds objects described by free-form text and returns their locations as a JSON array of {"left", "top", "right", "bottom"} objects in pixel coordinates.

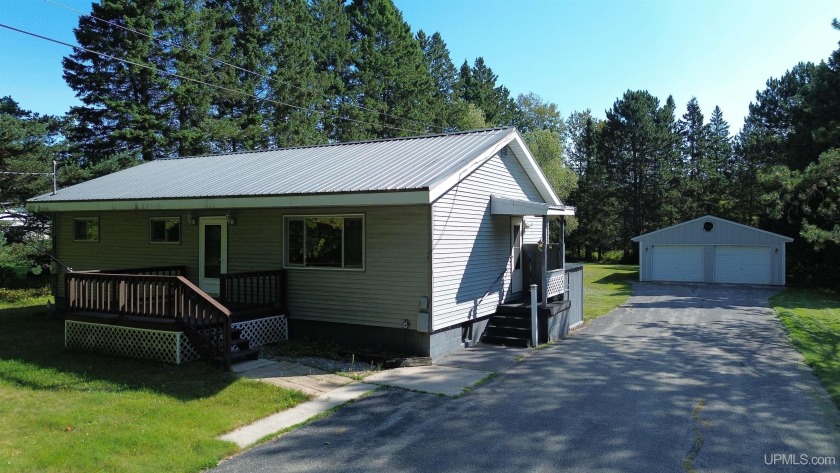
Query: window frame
[
  {"left": 283, "top": 214, "right": 365, "bottom": 271},
  {"left": 73, "top": 217, "right": 100, "bottom": 242},
  {"left": 149, "top": 217, "right": 182, "bottom": 245}
]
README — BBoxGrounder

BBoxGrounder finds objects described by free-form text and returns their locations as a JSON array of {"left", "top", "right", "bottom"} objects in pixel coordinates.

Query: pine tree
[
  {"left": 345, "top": 0, "right": 436, "bottom": 139},
  {"left": 456, "top": 57, "right": 517, "bottom": 127},
  {"left": 417, "top": 30, "right": 459, "bottom": 130},
  {"left": 600, "top": 90, "right": 680, "bottom": 259},
  {"left": 63, "top": 0, "right": 171, "bottom": 161},
  {"left": 310, "top": 0, "right": 354, "bottom": 142},
  {"left": 161, "top": 0, "right": 215, "bottom": 156},
  {"left": 204, "top": 0, "right": 275, "bottom": 152},
  {"left": 265, "top": 0, "right": 325, "bottom": 147}
]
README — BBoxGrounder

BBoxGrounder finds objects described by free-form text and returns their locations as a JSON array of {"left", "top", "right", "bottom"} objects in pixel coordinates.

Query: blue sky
[{"left": 1, "top": 0, "right": 838, "bottom": 132}]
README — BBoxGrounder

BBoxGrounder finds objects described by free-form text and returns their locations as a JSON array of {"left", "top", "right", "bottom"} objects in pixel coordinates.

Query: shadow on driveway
[{"left": 214, "top": 284, "right": 840, "bottom": 473}]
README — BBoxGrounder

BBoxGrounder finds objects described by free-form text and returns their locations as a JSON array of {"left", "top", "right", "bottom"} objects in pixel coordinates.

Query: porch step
[
  {"left": 231, "top": 338, "right": 251, "bottom": 350},
  {"left": 482, "top": 308, "right": 533, "bottom": 348},
  {"left": 481, "top": 334, "right": 530, "bottom": 348},
  {"left": 213, "top": 347, "right": 260, "bottom": 365}
]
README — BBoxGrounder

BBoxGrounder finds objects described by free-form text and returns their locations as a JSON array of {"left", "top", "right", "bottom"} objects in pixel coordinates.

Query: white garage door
[
  {"left": 714, "top": 246, "right": 772, "bottom": 284},
  {"left": 651, "top": 245, "right": 704, "bottom": 282}
]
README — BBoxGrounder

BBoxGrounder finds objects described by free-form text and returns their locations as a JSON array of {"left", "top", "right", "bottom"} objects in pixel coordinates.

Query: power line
[
  {"left": 42, "top": 0, "right": 446, "bottom": 133},
  {"left": 0, "top": 22, "right": 427, "bottom": 136}
]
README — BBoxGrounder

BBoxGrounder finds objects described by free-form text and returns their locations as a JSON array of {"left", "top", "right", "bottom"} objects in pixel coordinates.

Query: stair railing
[{"left": 65, "top": 271, "right": 232, "bottom": 368}]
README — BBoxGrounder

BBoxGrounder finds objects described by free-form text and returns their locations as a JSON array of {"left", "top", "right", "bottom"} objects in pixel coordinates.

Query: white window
[
  {"left": 73, "top": 217, "right": 99, "bottom": 242},
  {"left": 150, "top": 217, "right": 181, "bottom": 244},
  {"left": 285, "top": 215, "right": 364, "bottom": 269}
]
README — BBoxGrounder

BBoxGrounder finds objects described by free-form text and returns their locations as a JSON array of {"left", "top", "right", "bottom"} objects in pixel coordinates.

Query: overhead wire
[
  {"left": 0, "top": 22, "right": 428, "bottom": 136},
  {"left": 42, "top": 0, "right": 446, "bottom": 133}
]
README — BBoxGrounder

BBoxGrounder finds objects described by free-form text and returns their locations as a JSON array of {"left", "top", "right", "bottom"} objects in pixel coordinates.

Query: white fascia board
[
  {"left": 427, "top": 130, "right": 518, "bottom": 203},
  {"left": 25, "top": 190, "right": 430, "bottom": 213},
  {"left": 547, "top": 207, "right": 576, "bottom": 216},
  {"left": 507, "top": 132, "right": 562, "bottom": 206}
]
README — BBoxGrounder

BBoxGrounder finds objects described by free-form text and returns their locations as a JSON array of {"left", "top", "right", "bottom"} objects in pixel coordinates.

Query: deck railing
[
  {"left": 77, "top": 265, "right": 187, "bottom": 277},
  {"left": 65, "top": 271, "right": 232, "bottom": 368},
  {"left": 220, "top": 269, "right": 287, "bottom": 311}
]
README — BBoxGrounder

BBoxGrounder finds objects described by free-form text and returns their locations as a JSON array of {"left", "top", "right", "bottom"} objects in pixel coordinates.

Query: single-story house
[
  {"left": 631, "top": 215, "right": 792, "bottom": 285},
  {"left": 27, "top": 127, "right": 575, "bottom": 367}
]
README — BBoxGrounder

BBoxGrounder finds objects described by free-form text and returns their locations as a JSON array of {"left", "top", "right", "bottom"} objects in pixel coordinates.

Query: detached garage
[{"left": 632, "top": 216, "right": 793, "bottom": 286}]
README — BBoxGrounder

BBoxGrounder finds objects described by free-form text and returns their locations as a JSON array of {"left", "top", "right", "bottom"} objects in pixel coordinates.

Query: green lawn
[
  {"left": 580, "top": 264, "right": 639, "bottom": 322},
  {"left": 0, "top": 303, "right": 308, "bottom": 472},
  {"left": 771, "top": 289, "right": 840, "bottom": 410}
]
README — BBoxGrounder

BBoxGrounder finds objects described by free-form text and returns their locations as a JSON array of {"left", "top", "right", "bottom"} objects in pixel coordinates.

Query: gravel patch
[{"left": 272, "top": 355, "right": 380, "bottom": 374}]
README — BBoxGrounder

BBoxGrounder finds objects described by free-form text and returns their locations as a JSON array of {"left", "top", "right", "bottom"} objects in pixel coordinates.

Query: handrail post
[{"left": 530, "top": 284, "right": 538, "bottom": 348}]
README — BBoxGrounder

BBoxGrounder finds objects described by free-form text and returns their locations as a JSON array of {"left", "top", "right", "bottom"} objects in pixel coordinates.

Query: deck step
[
  {"left": 212, "top": 347, "right": 260, "bottom": 365},
  {"left": 487, "top": 315, "right": 531, "bottom": 328}
]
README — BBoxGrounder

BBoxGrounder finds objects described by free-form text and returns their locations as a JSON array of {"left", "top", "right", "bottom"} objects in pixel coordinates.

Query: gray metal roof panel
[{"left": 30, "top": 128, "right": 516, "bottom": 202}]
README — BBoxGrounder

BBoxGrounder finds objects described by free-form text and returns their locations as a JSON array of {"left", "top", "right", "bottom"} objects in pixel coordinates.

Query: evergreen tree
[
  {"left": 265, "top": 0, "right": 326, "bottom": 147},
  {"left": 63, "top": 0, "right": 171, "bottom": 161},
  {"left": 676, "top": 97, "right": 708, "bottom": 217},
  {"left": 705, "top": 105, "right": 734, "bottom": 217},
  {"left": 310, "top": 0, "right": 354, "bottom": 142},
  {"left": 417, "top": 30, "right": 460, "bottom": 130},
  {"left": 162, "top": 0, "right": 215, "bottom": 156},
  {"left": 600, "top": 90, "right": 680, "bottom": 259},
  {"left": 344, "top": 0, "right": 436, "bottom": 139},
  {"left": 456, "top": 57, "right": 518, "bottom": 127},
  {"left": 204, "top": 0, "right": 275, "bottom": 152}
]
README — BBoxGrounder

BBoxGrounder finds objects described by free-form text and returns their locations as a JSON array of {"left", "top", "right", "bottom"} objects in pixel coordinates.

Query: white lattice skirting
[
  {"left": 65, "top": 315, "right": 288, "bottom": 364},
  {"left": 546, "top": 271, "right": 565, "bottom": 298}
]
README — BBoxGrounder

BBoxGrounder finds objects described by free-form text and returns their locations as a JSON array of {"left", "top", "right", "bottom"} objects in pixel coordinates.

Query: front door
[
  {"left": 510, "top": 217, "right": 523, "bottom": 295},
  {"left": 199, "top": 217, "right": 227, "bottom": 296}
]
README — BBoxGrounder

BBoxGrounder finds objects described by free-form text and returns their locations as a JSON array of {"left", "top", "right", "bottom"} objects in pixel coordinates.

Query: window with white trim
[
  {"left": 73, "top": 217, "right": 99, "bottom": 242},
  {"left": 150, "top": 217, "right": 181, "bottom": 244},
  {"left": 285, "top": 215, "right": 364, "bottom": 269}
]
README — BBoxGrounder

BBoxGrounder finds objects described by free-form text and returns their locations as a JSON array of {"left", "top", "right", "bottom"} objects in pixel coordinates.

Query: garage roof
[{"left": 632, "top": 215, "right": 793, "bottom": 245}]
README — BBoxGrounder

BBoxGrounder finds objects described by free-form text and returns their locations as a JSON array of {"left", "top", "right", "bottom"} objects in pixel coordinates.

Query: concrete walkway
[
  {"left": 232, "top": 359, "right": 355, "bottom": 397},
  {"left": 220, "top": 351, "right": 518, "bottom": 448}
]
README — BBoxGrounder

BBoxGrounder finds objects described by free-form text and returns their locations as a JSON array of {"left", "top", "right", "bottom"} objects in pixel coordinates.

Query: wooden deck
[{"left": 64, "top": 266, "right": 287, "bottom": 369}]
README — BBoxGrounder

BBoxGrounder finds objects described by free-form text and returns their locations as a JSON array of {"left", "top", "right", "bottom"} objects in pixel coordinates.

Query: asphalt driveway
[{"left": 214, "top": 284, "right": 840, "bottom": 472}]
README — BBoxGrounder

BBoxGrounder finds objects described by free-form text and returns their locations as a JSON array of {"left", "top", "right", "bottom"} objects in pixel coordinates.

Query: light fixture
[
  {"left": 226, "top": 212, "right": 236, "bottom": 225},
  {"left": 537, "top": 239, "right": 544, "bottom": 251},
  {"left": 187, "top": 212, "right": 196, "bottom": 225}
]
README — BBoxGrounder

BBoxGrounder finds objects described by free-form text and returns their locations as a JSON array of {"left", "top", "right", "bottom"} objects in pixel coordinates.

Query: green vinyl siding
[{"left": 54, "top": 206, "right": 431, "bottom": 330}]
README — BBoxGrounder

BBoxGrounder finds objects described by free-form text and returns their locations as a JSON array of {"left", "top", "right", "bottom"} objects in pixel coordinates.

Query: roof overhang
[
  {"left": 490, "top": 195, "right": 575, "bottom": 216},
  {"left": 25, "top": 189, "right": 430, "bottom": 213}
]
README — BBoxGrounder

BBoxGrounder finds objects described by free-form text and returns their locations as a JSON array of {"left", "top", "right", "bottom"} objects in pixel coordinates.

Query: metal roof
[{"left": 29, "top": 127, "right": 519, "bottom": 203}]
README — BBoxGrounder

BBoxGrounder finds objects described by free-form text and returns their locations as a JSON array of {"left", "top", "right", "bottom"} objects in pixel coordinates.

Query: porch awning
[{"left": 490, "top": 195, "right": 575, "bottom": 216}]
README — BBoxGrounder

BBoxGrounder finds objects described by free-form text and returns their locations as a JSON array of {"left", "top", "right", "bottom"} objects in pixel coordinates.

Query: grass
[
  {"left": 581, "top": 263, "right": 639, "bottom": 322},
  {"left": 0, "top": 286, "right": 51, "bottom": 309},
  {"left": 0, "top": 304, "right": 309, "bottom": 473},
  {"left": 770, "top": 289, "right": 840, "bottom": 410}
]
